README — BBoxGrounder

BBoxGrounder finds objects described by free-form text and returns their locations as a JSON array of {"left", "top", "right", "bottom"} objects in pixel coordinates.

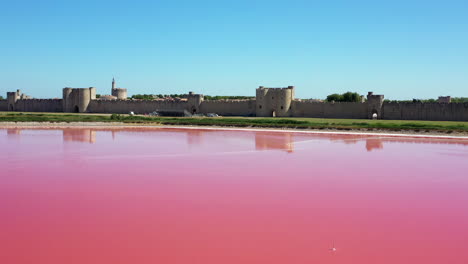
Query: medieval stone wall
[
  {"left": 0, "top": 100, "right": 7, "bottom": 111},
  {"left": 88, "top": 99, "right": 188, "bottom": 114},
  {"left": 291, "top": 101, "right": 368, "bottom": 119},
  {"left": 200, "top": 100, "right": 256, "bottom": 116},
  {"left": 13, "top": 99, "right": 63, "bottom": 112},
  {"left": 383, "top": 102, "right": 468, "bottom": 121},
  {"left": 3, "top": 86, "right": 468, "bottom": 121}
]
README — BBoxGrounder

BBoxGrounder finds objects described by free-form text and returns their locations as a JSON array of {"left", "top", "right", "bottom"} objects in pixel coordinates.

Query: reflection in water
[
  {"left": 62, "top": 129, "right": 96, "bottom": 143},
  {"left": 4, "top": 127, "right": 468, "bottom": 152},
  {"left": 1, "top": 127, "right": 468, "bottom": 264},
  {"left": 255, "top": 133, "right": 294, "bottom": 153},
  {"left": 366, "top": 138, "right": 384, "bottom": 151},
  {"left": 186, "top": 130, "right": 204, "bottom": 146},
  {"left": 7, "top": 129, "right": 21, "bottom": 136}
]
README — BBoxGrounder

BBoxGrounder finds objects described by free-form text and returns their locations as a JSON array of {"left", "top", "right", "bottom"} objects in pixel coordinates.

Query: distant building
[{"left": 438, "top": 96, "right": 451, "bottom": 103}]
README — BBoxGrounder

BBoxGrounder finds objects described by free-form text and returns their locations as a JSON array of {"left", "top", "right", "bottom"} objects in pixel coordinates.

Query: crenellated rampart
[
  {"left": 0, "top": 100, "right": 7, "bottom": 111},
  {"left": 88, "top": 99, "right": 188, "bottom": 114},
  {"left": 3, "top": 85, "right": 468, "bottom": 121},
  {"left": 382, "top": 102, "right": 468, "bottom": 121},
  {"left": 200, "top": 99, "right": 256, "bottom": 116},
  {"left": 14, "top": 99, "right": 63, "bottom": 112},
  {"left": 291, "top": 101, "right": 368, "bottom": 119}
]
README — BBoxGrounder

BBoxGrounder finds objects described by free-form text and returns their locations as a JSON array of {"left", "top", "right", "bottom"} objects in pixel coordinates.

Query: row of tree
[
  {"left": 325, "top": 93, "right": 468, "bottom": 103},
  {"left": 385, "top": 97, "right": 468, "bottom": 103},
  {"left": 95, "top": 92, "right": 468, "bottom": 103},
  {"left": 451, "top": 97, "right": 468, "bottom": 103},
  {"left": 131, "top": 94, "right": 187, "bottom": 100},
  {"left": 326, "top": 92, "right": 362, "bottom": 102},
  {"left": 204, "top": 95, "right": 254, "bottom": 100},
  {"left": 129, "top": 94, "right": 254, "bottom": 100}
]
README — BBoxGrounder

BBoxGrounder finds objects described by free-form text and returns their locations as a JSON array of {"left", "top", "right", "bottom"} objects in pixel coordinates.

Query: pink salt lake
[{"left": 1, "top": 127, "right": 468, "bottom": 264}]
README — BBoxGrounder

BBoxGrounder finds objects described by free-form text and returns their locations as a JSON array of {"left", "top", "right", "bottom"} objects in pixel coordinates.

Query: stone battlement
[
  {"left": 3, "top": 82, "right": 468, "bottom": 121},
  {"left": 257, "top": 86, "right": 295, "bottom": 90},
  {"left": 203, "top": 99, "right": 255, "bottom": 103},
  {"left": 17, "top": 99, "right": 62, "bottom": 101}
]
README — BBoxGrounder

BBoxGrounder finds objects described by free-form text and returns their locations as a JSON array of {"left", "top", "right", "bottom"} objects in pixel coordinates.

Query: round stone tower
[
  {"left": 112, "top": 88, "right": 128, "bottom": 100},
  {"left": 63, "top": 87, "right": 96, "bottom": 113},
  {"left": 62, "top": 87, "right": 73, "bottom": 112},
  {"left": 110, "top": 78, "right": 128, "bottom": 100},
  {"left": 256, "top": 86, "right": 294, "bottom": 117}
]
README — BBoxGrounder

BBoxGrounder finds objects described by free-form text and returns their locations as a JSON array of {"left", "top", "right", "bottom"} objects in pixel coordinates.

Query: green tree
[
  {"left": 326, "top": 93, "right": 343, "bottom": 102},
  {"left": 131, "top": 94, "right": 155, "bottom": 100},
  {"left": 452, "top": 97, "right": 468, "bottom": 103},
  {"left": 327, "top": 92, "right": 362, "bottom": 102},
  {"left": 204, "top": 95, "right": 254, "bottom": 100},
  {"left": 342, "top": 92, "right": 361, "bottom": 102},
  {"left": 0, "top": 96, "right": 4, "bottom": 100}
]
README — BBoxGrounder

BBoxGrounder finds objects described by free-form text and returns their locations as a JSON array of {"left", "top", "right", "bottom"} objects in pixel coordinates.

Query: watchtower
[
  {"left": 437, "top": 96, "right": 451, "bottom": 103},
  {"left": 63, "top": 87, "right": 96, "bottom": 113},
  {"left": 367, "top": 92, "right": 384, "bottom": 119},
  {"left": 111, "top": 78, "right": 128, "bottom": 100},
  {"left": 187, "top": 91, "right": 204, "bottom": 114},
  {"left": 6, "top": 90, "right": 21, "bottom": 111},
  {"left": 256, "top": 86, "right": 294, "bottom": 117}
]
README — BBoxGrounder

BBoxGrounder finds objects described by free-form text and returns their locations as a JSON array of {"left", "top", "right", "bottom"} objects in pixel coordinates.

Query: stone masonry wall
[
  {"left": 383, "top": 102, "right": 468, "bottom": 121},
  {"left": 200, "top": 100, "right": 256, "bottom": 116},
  {"left": 0, "top": 100, "right": 7, "bottom": 111},
  {"left": 291, "top": 101, "right": 368, "bottom": 119},
  {"left": 14, "top": 99, "right": 63, "bottom": 112},
  {"left": 3, "top": 88, "right": 468, "bottom": 121},
  {"left": 88, "top": 100, "right": 188, "bottom": 114}
]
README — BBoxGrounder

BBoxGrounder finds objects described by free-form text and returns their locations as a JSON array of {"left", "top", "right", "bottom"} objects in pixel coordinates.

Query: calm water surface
[{"left": 1, "top": 128, "right": 468, "bottom": 264}]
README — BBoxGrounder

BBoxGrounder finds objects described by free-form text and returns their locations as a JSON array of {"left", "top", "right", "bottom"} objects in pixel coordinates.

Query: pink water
[{"left": 1, "top": 128, "right": 468, "bottom": 264}]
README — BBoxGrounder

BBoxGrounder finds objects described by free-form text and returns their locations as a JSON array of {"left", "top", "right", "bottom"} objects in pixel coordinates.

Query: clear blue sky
[{"left": 1, "top": 0, "right": 467, "bottom": 100}]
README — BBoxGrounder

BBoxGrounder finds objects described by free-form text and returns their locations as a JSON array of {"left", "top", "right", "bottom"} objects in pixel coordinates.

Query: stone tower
[
  {"left": 256, "top": 86, "right": 295, "bottom": 117},
  {"left": 63, "top": 87, "right": 96, "bottom": 113},
  {"left": 187, "top": 91, "right": 204, "bottom": 114},
  {"left": 367, "top": 92, "right": 384, "bottom": 119},
  {"left": 111, "top": 78, "right": 128, "bottom": 100},
  {"left": 6, "top": 90, "right": 21, "bottom": 111}
]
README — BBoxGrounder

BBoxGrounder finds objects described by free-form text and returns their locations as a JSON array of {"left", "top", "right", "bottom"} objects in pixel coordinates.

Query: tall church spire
[{"left": 112, "top": 77, "right": 116, "bottom": 89}]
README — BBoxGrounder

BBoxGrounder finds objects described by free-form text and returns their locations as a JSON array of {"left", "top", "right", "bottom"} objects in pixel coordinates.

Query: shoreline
[{"left": 2, "top": 121, "right": 468, "bottom": 140}]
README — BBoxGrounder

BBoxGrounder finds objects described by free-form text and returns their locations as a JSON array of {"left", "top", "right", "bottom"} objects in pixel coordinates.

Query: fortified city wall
[
  {"left": 382, "top": 102, "right": 468, "bottom": 121},
  {"left": 3, "top": 80, "right": 468, "bottom": 121},
  {"left": 6, "top": 89, "right": 63, "bottom": 112},
  {"left": 0, "top": 100, "right": 7, "bottom": 111},
  {"left": 14, "top": 99, "right": 63, "bottom": 112},
  {"left": 291, "top": 101, "right": 368, "bottom": 119},
  {"left": 88, "top": 99, "right": 188, "bottom": 114},
  {"left": 200, "top": 99, "right": 256, "bottom": 116}
]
